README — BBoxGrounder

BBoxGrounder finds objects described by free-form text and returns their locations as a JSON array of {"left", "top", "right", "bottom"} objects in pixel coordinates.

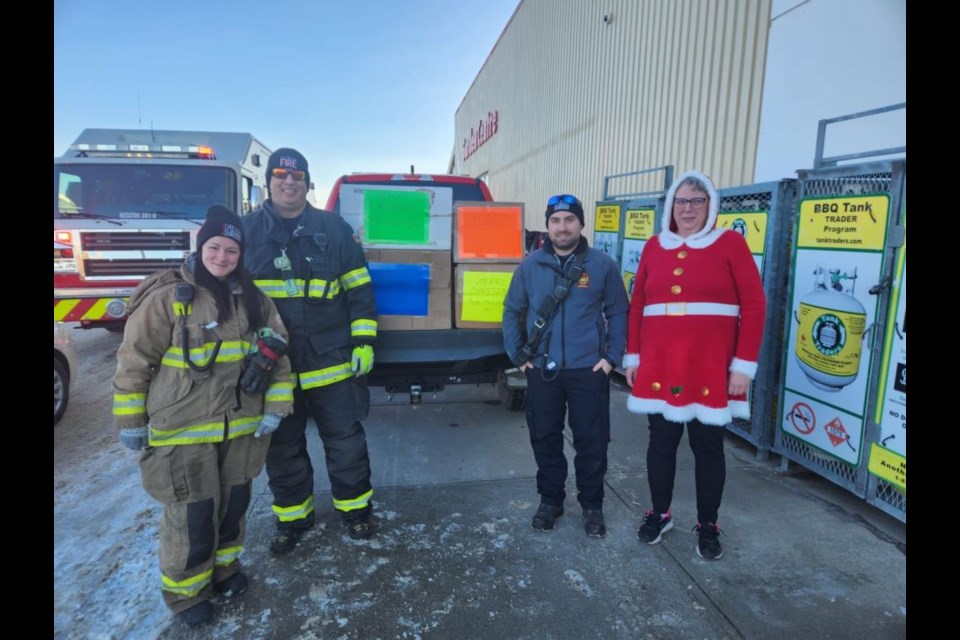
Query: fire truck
[{"left": 53, "top": 129, "right": 272, "bottom": 330}]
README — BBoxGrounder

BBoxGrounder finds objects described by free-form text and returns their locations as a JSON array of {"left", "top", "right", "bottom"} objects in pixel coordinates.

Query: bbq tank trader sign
[{"left": 779, "top": 194, "right": 890, "bottom": 466}]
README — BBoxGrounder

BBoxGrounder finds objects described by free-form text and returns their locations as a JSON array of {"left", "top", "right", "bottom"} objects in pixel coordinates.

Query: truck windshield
[{"left": 54, "top": 163, "right": 237, "bottom": 220}]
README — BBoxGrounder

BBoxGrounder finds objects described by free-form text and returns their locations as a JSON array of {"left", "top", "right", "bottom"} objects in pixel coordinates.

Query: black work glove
[{"left": 239, "top": 330, "right": 288, "bottom": 395}]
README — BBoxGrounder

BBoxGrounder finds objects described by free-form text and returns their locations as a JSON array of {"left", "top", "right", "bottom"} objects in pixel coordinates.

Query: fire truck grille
[
  {"left": 83, "top": 258, "right": 187, "bottom": 277},
  {"left": 80, "top": 231, "right": 191, "bottom": 251}
]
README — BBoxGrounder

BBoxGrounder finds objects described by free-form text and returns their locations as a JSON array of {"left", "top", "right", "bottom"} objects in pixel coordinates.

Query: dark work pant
[
  {"left": 647, "top": 413, "right": 726, "bottom": 524},
  {"left": 525, "top": 367, "right": 611, "bottom": 510},
  {"left": 266, "top": 377, "right": 373, "bottom": 530}
]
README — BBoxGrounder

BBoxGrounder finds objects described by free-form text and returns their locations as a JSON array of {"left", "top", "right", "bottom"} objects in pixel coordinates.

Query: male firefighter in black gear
[{"left": 243, "top": 148, "right": 379, "bottom": 554}]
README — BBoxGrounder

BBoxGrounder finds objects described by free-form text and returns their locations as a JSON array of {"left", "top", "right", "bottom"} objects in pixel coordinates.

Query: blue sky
[{"left": 54, "top": 0, "right": 519, "bottom": 201}]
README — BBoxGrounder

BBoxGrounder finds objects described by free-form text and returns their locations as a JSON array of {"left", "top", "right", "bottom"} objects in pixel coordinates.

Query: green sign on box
[{"left": 363, "top": 190, "right": 430, "bottom": 244}]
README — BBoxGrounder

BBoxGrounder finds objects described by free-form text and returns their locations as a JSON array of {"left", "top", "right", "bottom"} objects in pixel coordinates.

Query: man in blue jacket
[{"left": 502, "top": 194, "right": 628, "bottom": 537}]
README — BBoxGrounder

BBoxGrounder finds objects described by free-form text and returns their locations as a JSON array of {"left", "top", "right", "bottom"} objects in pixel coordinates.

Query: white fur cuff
[{"left": 729, "top": 358, "right": 758, "bottom": 379}]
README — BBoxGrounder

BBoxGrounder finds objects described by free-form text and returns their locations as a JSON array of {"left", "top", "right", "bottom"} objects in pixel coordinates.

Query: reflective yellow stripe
[
  {"left": 333, "top": 489, "right": 373, "bottom": 513},
  {"left": 254, "top": 279, "right": 307, "bottom": 299},
  {"left": 160, "top": 340, "right": 248, "bottom": 368},
  {"left": 273, "top": 495, "right": 315, "bottom": 522},
  {"left": 171, "top": 301, "right": 192, "bottom": 316},
  {"left": 54, "top": 299, "right": 81, "bottom": 322},
  {"left": 149, "top": 415, "right": 262, "bottom": 445},
  {"left": 215, "top": 546, "right": 242, "bottom": 567},
  {"left": 80, "top": 298, "right": 111, "bottom": 321},
  {"left": 351, "top": 318, "right": 377, "bottom": 338},
  {"left": 227, "top": 416, "right": 261, "bottom": 439},
  {"left": 161, "top": 568, "right": 212, "bottom": 597},
  {"left": 341, "top": 267, "right": 372, "bottom": 290},
  {"left": 150, "top": 421, "right": 225, "bottom": 446},
  {"left": 266, "top": 380, "right": 295, "bottom": 403},
  {"left": 112, "top": 392, "right": 146, "bottom": 416},
  {"left": 298, "top": 362, "right": 353, "bottom": 389},
  {"left": 308, "top": 279, "right": 341, "bottom": 299}
]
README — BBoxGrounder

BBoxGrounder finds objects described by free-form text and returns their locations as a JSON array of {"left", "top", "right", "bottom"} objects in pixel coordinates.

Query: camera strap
[{"left": 520, "top": 251, "right": 587, "bottom": 359}]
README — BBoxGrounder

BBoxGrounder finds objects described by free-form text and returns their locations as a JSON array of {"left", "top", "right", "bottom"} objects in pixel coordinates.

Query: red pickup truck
[{"left": 326, "top": 172, "right": 524, "bottom": 408}]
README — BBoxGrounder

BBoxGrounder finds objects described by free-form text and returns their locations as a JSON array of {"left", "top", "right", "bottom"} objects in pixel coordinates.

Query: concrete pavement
[{"left": 156, "top": 380, "right": 906, "bottom": 639}]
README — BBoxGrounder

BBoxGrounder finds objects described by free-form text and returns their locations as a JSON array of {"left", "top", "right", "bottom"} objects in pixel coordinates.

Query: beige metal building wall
[{"left": 453, "top": 0, "right": 770, "bottom": 237}]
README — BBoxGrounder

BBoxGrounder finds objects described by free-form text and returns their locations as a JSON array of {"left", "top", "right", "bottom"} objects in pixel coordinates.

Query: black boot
[
  {"left": 531, "top": 502, "right": 564, "bottom": 531},
  {"left": 270, "top": 526, "right": 311, "bottom": 556},
  {"left": 582, "top": 509, "right": 606, "bottom": 537},
  {"left": 176, "top": 600, "right": 214, "bottom": 628},
  {"left": 214, "top": 571, "right": 247, "bottom": 598}
]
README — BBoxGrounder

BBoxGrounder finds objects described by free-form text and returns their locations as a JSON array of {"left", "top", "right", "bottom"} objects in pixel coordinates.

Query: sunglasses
[
  {"left": 271, "top": 168, "right": 306, "bottom": 182},
  {"left": 547, "top": 194, "right": 581, "bottom": 207}
]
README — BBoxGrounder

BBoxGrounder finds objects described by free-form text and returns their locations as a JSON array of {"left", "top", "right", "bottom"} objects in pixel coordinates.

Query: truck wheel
[
  {"left": 498, "top": 370, "right": 527, "bottom": 412},
  {"left": 104, "top": 322, "right": 125, "bottom": 334}
]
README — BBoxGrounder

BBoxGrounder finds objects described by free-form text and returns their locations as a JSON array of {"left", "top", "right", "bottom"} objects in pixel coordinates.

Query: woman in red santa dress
[{"left": 623, "top": 170, "right": 766, "bottom": 560}]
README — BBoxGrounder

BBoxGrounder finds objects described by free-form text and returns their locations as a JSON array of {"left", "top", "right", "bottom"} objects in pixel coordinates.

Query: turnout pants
[
  {"left": 525, "top": 367, "right": 611, "bottom": 510},
  {"left": 646, "top": 413, "right": 726, "bottom": 524},
  {"left": 138, "top": 433, "right": 268, "bottom": 613},
  {"left": 266, "top": 377, "right": 373, "bottom": 531}
]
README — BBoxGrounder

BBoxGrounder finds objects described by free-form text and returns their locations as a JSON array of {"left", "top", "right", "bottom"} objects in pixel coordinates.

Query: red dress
[{"left": 624, "top": 228, "right": 765, "bottom": 426}]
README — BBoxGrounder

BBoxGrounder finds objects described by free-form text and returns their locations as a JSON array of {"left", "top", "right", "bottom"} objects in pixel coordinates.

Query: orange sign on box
[{"left": 454, "top": 202, "right": 525, "bottom": 262}]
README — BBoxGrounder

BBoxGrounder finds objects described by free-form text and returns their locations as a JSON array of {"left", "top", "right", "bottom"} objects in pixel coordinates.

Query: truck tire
[{"left": 498, "top": 370, "right": 527, "bottom": 412}]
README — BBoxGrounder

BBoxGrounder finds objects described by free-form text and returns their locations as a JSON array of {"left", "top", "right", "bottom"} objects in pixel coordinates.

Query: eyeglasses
[
  {"left": 271, "top": 168, "right": 306, "bottom": 182},
  {"left": 674, "top": 197, "right": 707, "bottom": 208},
  {"left": 547, "top": 194, "right": 581, "bottom": 207}
]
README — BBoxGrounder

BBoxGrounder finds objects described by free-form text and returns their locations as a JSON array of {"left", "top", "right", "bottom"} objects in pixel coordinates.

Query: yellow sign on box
[
  {"left": 868, "top": 443, "right": 906, "bottom": 491},
  {"left": 624, "top": 209, "right": 655, "bottom": 239},
  {"left": 717, "top": 212, "right": 768, "bottom": 254},
  {"left": 798, "top": 195, "right": 889, "bottom": 251},
  {"left": 594, "top": 205, "right": 621, "bottom": 232},
  {"left": 462, "top": 271, "right": 514, "bottom": 322}
]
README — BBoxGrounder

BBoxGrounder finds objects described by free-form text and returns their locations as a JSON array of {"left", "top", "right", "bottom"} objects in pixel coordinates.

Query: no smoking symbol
[{"left": 788, "top": 402, "right": 815, "bottom": 435}]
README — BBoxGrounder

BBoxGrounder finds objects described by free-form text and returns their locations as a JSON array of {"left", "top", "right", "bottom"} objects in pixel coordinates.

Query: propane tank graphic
[{"left": 794, "top": 266, "right": 867, "bottom": 391}]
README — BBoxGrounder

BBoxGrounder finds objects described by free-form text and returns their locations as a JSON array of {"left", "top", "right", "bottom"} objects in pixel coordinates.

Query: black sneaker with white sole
[
  {"left": 637, "top": 510, "right": 674, "bottom": 544},
  {"left": 694, "top": 522, "right": 724, "bottom": 559}
]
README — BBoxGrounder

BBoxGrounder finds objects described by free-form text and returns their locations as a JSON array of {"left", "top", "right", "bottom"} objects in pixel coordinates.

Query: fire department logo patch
[{"left": 577, "top": 272, "right": 590, "bottom": 288}]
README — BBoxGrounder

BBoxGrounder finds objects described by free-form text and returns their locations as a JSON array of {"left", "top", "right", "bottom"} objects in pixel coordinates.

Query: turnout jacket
[
  {"left": 113, "top": 261, "right": 294, "bottom": 445},
  {"left": 503, "top": 237, "right": 628, "bottom": 370},
  {"left": 242, "top": 201, "right": 377, "bottom": 382}
]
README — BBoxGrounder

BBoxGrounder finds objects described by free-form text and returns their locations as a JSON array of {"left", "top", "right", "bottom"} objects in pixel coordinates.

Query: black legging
[{"left": 646, "top": 413, "right": 726, "bottom": 524}]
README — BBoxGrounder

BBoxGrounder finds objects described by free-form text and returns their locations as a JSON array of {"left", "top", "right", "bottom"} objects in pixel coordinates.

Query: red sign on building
[{"left": 463, "top": 111, "right": 499, "bottom": 161}]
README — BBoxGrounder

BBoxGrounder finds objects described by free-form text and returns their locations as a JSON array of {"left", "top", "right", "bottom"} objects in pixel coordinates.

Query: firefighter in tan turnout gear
[
  {"left": 243, "top": 148, "right": 379, "bottom": 554},
  {"left": 113, "top": 206, "right": 294, "bottom": 628}
]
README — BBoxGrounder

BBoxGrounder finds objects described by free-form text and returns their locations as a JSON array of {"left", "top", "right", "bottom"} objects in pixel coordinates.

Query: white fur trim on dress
[
  {"left": 729, "top": 358, "right": 758, "bottom": 379},
  {"left": 622, "top": 353, "right": 640, "bottom": 368},
  {"left": 626, "top": 395, "right": 750, "bottom": 426},
  {"left": 658, "top": 170, "right": 725, "bottom": 250}
]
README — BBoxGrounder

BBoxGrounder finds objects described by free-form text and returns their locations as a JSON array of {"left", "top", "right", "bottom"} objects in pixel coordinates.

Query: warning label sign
[
  {"left": 788, "top": 402, "right": 815, "bottom": 435},
  {"left": 824, "top": 417, "right": 849, "bottom": 448}
]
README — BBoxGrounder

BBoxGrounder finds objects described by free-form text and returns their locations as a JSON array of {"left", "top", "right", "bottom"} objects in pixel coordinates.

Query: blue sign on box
[{"left": 368, "top": 263, "right": 431, "bottom": 316}]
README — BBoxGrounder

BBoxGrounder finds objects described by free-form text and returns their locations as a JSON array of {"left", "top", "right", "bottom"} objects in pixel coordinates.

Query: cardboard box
[
  {"left": 453, "top": 202, "right": 525, "bottom": 262},
  {"left": 340, "top": 184, "right": 454, "bottom": 250},
  {"left": 366, "top": 249, "right": 453, "bottom": 331},
  {"left": 455, "top": 263, "right": 520, "bottom": 329}
]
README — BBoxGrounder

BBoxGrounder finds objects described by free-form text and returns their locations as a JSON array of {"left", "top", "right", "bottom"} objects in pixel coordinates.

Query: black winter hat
[
  {"left": 544, "top": 194, "right": 585, "bottom": 227},
  {"left": 197, "top": 205, "right": 244, "bottom": 251},
  {"left": 267, "top": 147, "right": 310, "bottom": 187}
]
